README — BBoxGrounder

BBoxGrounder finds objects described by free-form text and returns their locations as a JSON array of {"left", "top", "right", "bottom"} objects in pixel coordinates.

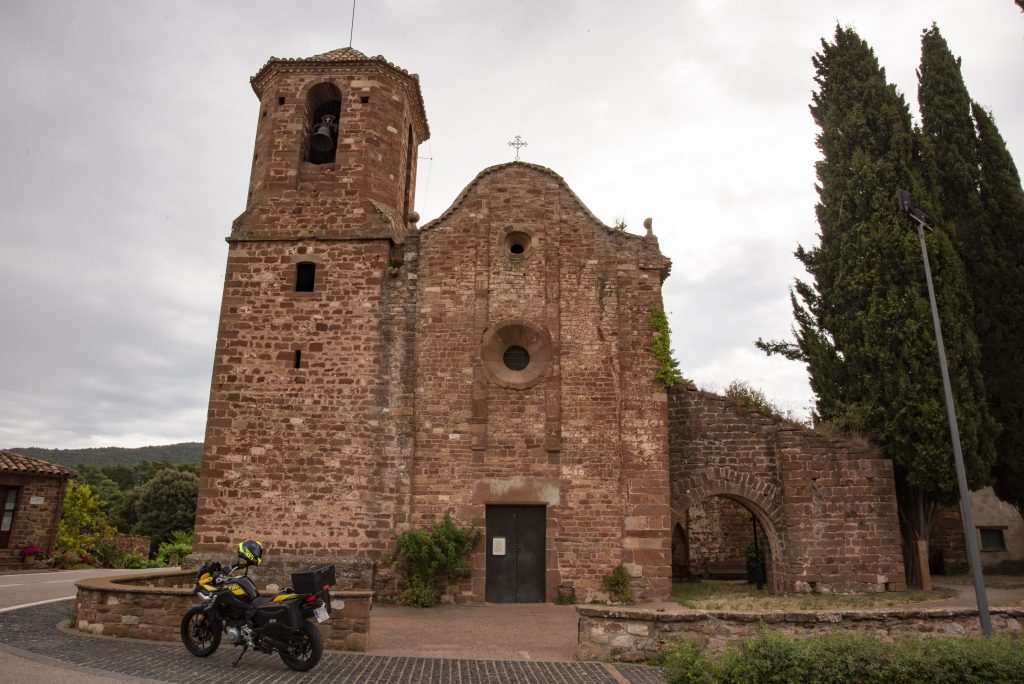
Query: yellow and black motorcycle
[{"left": 180, "top": 540, "right": 335, "bottom": 672}]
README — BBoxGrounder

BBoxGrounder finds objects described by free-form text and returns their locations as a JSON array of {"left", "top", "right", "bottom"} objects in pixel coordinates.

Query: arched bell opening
[{"left": 305, "top": 82, "right": 342, "bottom": 164}]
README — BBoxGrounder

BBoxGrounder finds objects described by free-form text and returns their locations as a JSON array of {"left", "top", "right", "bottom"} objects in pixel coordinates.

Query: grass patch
[{"left": 672, "top": 580, "right": 955, "bottom": 610}]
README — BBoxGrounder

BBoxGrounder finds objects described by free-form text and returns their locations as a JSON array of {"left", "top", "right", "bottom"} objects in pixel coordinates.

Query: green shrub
[
  {"left": 395, "top": 586, "right": 437, "bottom": 607},
  {"left": 662, "top": 630, "right": 1024, "bottom": 684},
  {"left": 649, "top": 309, "right": 683, "bottom": 389},
  {"left": 602, "top": 564, "right": 634, "bottom": 603},
  {"left": 155, "top": 530, "right": 192, "bottom": 566},
  {"left": 114, "top": 553, "right": 145, "bottom": 569},
  {"left": 386, "top": 512, "right": 481, "bottom": 607},
  {"left": 554, "top": 587, "right": 576, "bottom": 605},
  {"left": 663, "top": 638, "right": 717, "bottom": 683},
  {"left": 725, "top": 380, "right": 783, "bottom": 418}
]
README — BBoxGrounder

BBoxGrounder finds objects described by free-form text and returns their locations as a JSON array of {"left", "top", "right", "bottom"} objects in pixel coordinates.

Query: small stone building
[
  {"left": 0, "top": 450, "right": 75, "bottom": 569},
  {"left": 194, "top": 46, "right": 906, "bottom": 601}
]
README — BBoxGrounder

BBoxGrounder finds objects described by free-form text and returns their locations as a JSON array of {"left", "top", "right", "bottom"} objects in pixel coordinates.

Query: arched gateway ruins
[{"left": 193, "top": 46, "right": 906, "bottom": 602}]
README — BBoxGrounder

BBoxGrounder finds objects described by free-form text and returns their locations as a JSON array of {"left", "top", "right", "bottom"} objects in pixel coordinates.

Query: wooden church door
[{"left": 485, "top": 505, "right": 546, "bottom": 603}]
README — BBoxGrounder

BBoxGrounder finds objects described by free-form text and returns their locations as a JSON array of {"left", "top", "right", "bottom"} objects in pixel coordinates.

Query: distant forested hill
[{"left": 6, "top": 442, "right": 202, "bottom": 467}]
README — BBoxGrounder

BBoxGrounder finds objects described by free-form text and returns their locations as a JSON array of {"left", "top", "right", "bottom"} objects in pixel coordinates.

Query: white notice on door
[
  {"left": 492, "top": 537, "right": 506, "bottom": 556},
  {"left": 29, "top": 496, "right": 45, "bottom": 505}
]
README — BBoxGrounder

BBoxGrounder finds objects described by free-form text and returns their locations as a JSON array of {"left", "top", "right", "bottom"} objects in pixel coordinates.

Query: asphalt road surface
[{"left": 0, "top": 567, "right": 180, "bottom": 612}]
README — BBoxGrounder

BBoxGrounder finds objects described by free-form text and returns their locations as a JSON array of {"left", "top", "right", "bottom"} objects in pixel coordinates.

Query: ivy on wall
[{"left": 649, "top": 308, "right": 683, "bottom": 390}]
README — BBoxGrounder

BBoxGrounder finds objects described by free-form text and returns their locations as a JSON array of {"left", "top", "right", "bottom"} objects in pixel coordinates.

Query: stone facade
[
  {"left": 194, "top": 46, "right": 672, "bottom": 602},
  {"left": 577, "top": 604, "right": 1024, "bottom": 661},
  {"left": 194, "top": 44, "right": 906, "bottom": 604},
  {"left": 669, "top": 384, "right": 906, "bottom": 593}
]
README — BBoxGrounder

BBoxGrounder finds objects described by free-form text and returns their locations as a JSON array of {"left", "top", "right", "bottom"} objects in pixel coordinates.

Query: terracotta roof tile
[
  {"left": 0, "top": 450, "right": 76, "bottom": 477},
  {"left": 306, "top": 46, "right": 369, "bottom": 61}
]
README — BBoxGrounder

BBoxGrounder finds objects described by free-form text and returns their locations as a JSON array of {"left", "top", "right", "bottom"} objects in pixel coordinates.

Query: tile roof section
[
  {"left": 0, "top": 450, "right": 76, "bottom": 477},
  {"left": 308, "top": 47, "right": 369, "bottom": 61}
]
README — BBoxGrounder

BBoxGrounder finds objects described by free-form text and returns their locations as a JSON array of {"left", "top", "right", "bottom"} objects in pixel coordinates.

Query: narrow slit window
[
  {"left": 296, "top": 262, "right": 316, "bottom": 292},
  {"left": 293, "top": 350, "right": 302, "bottom": 369}
]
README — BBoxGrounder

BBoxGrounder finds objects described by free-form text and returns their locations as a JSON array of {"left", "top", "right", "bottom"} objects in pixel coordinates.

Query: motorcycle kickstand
[{"left": 232, "top": 644, "right": 248, "bottom": 667}]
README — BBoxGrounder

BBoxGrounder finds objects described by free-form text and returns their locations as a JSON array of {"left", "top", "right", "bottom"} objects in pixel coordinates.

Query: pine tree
[
  {"left": 758, "top": 26, "right": 996, "bottom": 544},
  {"left": 972, "top": 103, "right": 1024, "bottom": 517}
]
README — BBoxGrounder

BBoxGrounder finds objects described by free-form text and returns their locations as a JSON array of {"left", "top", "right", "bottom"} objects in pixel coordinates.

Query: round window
[
  {"left": 504, "top": 231, "right": 532, "bottom": 256},
  {"left": 503, "top": 345, "right": 530, "bottom": 370},
  {"left": 480, "top": 320, "right": 552, "bottom": 390}
]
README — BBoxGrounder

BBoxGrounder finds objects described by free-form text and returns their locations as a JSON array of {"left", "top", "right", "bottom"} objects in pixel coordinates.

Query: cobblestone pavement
[{"left": 0, "top": 600, "right": 663, "bottom": 683}]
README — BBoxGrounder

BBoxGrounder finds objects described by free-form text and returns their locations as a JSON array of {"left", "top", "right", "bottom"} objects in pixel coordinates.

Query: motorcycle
[{"left": 180, "top": 559, "right": 336, "bottom": 672}]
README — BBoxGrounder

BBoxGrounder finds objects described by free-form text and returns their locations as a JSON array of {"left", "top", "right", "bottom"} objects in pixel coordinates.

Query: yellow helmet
[{"left": 237, "top": 539, "right": 264, "bottom": 567}]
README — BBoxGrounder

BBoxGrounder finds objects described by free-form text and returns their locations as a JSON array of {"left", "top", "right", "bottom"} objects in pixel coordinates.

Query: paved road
[
  {"left": 0, "top": 568, "right": 181, "bottom": 612},
  {"left": 0, "top": 600, "right": 662, "bottom": 683}
]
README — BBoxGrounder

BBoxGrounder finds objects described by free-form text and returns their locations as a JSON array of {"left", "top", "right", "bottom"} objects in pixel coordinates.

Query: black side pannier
[{"left": 254, "top": 599, "right": 303, "bottom": 631}]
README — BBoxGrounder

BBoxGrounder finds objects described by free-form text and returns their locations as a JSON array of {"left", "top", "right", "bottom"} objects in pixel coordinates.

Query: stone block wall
[
  {"left": 687, "top": 496, "right": 753, "bottom": 573},
  {"left": 411, "top": 162, "right": 672, "bottom": 602},
  {"left": 194, "top": 51, "right": 424, "bottom": 564},
  {"left": 669, "top": 383, "right": 905, "bottom": 593},
  {"left": 0, "top": 472, "right": 69, "bottom": 555},
  {"left": 194, "top": 237, "right": 415, "bottom": 561},
  {"left": 74, "top": 570, "right": 371, "bottom": 651},
  {"left": 577, "top": 604, "right": 1024, "bottom": 661}
]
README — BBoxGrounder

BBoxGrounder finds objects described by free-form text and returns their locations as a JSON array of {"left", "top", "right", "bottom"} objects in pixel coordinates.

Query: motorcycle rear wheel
[
  {"left": 180, "top": 607, "right": 222, "bottom": 657},
  {"left": 278, "top": 621, "right": 323, "bottom": 672}
]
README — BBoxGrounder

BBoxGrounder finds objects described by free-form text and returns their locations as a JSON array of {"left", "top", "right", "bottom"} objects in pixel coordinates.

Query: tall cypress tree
[
  {"left": 758, "top": 26, "right": 996, "bottom": 545},
  {"left": 919, "top": 26, "right": 1024, "bottom": 517},
  {"left": 972, "top": 103, "right": 1024, "bottom": 517}
]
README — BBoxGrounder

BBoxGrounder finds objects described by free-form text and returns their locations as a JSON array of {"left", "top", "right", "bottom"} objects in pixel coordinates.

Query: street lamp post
[{"left": 897, "top": 189, "right": 992, "bottom": 636}]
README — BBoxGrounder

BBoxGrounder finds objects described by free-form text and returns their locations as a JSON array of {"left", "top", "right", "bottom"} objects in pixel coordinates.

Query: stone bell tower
[{"left": 194, "top": 47, "right": 428, "bottom": 572}]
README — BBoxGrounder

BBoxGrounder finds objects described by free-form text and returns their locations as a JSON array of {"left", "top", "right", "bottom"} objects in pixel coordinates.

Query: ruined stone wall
[
  {"left": 411, "top": 163, "right": 671, "bottom": 601},
  {"left": 669, "top": 384, "right": 905, "bottom": 593}
]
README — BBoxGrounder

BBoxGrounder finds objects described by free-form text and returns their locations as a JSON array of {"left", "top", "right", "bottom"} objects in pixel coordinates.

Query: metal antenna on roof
[
  {"left": 349, "top": 0, "right": 357, "bottom": 48},
  {"left": 508, "top": 135, "right": 528, "bottom": 161}
]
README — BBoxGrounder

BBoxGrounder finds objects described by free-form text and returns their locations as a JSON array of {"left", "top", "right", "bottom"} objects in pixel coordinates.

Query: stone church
[{"left": 194, "top": 46, "right": 907, "bottom": 602}]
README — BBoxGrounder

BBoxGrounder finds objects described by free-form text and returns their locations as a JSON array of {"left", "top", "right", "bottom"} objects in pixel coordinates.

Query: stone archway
[{"left": 672, "top": 468, "right": 785, "bottom": 592}]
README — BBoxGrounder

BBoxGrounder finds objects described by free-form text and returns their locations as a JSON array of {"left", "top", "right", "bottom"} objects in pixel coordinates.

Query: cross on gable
[{"left": 508, "top": 135, "right": 528, "bottom": 161}]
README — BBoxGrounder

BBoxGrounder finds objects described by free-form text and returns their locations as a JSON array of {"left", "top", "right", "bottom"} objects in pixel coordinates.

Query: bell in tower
[{"left": 194, "top": 46, "right": 429, "bottom": 567}]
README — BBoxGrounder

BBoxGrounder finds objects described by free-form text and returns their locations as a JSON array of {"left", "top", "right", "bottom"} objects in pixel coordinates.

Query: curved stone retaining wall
[
  {"left": 577, "top": 604, "right": 1024, "bottom": 661},
  {"left": 74, "top": 569, "right": 372, "bottom": 651}
]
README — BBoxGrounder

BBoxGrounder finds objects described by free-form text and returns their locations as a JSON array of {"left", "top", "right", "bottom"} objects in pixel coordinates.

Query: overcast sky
[{"left": 1, "top": 1, "right": 1022, "bottom": 449}]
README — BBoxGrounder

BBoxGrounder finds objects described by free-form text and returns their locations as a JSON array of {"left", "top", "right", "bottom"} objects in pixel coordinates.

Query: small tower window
[
  {"left": 306, "top": 83, "right": 342, "bottom": 165},
  {"left": 293, "top": 350, "right": 302, "bottom": 369},
  {"left": 296, "top": 262, "right": 316, "bottom": 292}
]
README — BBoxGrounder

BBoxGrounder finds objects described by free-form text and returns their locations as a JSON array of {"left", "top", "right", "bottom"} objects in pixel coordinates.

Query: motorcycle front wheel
[
  {"left": 180, "top": 607, "right": 222, "bottom": 657},
  {"left": 278, "top": 620, "right": 323, "bottom": 672}
]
